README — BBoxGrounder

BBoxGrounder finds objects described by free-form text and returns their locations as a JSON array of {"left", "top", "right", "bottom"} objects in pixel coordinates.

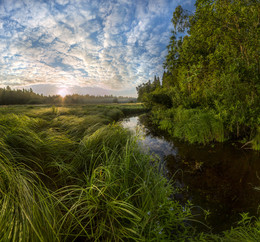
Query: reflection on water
[
  {"left": 121, "top": 116, "right": 177, "bottom": 160},
  {"left": 121, "top": 114, "right": 260, "bottom": 233}
]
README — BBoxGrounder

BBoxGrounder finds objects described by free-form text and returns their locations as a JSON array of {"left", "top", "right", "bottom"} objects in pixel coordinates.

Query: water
[
  {"left": 121, "top": 116, "right": 177, "bottom": 160},
  {"left": 121, "top": 114, "right": 260, "bottom": 233}
]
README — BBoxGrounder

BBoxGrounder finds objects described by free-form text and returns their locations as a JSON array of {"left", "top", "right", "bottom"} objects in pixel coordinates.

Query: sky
[{"left": 0, "top": 0, "right": 195, "bottom": 97}]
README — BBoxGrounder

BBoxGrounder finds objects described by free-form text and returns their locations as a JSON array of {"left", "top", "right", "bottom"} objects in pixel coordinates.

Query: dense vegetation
[
  {"left": 1, "top": 0, "right": 260, "bottom": 240},
  {"left": 0, "top": 104, "right": 197, "bottom": 241},
  {"left": 137, "top": 0, "right": 260, "bottom": 150},
  {"left": 0, "top": 86, "right": 136, "bottom": 105},
  {"left": 2, "top": 104, "right": 260, "bottom": 240}
]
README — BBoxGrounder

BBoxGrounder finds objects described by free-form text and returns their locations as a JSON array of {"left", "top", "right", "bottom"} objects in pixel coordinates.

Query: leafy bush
[{"left": 155, "top": 107, "right": 224, "bottom": 144}]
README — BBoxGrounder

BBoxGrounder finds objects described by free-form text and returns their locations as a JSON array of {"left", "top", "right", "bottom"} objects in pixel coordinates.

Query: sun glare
[{"left": 57, "top": 88, "right": 68, "bottom": 98}]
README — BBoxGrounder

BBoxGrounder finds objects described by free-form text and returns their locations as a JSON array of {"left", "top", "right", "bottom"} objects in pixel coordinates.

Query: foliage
[
  {"left": 136, "top": 76, "right": 161, "bottom": 105},
  {"left": 251, "top": 127, "right": 260, "bottom": 151},
  {"left": 154, "top": 107, "right": 225, "bottom": 144},
  {"left": 139, "top": 0, "right": 260, "bottom": 149}
]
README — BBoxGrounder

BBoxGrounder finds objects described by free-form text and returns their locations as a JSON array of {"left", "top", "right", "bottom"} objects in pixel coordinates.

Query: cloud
[{"left": 0, "top": 0, "right": 196, "bottom": 96}]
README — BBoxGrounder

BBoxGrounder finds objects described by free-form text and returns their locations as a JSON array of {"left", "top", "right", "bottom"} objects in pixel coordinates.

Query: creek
[{"left": 121, "top": 114, "right": 260, "bottom": 233}]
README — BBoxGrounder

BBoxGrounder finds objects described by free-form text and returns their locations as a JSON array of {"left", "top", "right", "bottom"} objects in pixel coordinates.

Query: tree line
[
  {"left": 0, "top": 86, "right": 136, "bottom": 105},
  {"left": 137, "top": 0, "right": 260, "bottom": 149}
]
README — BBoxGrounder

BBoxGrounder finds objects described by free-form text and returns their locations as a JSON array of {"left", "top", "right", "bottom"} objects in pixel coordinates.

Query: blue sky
[{"left": 0, "top": 0, "right": 195, "bottom": 97}]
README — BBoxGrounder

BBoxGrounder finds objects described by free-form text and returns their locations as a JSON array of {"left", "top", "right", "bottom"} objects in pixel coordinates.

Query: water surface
[{"left": 121, "top": 115, "right": 260, "bottom": 233}]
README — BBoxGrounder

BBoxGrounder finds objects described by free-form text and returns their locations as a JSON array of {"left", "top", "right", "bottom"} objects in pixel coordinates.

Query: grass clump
[
  {"left": 52, "top": 114, "right": 110, "bottom": 140},
  {"left": 57, "top": 125, "right": 193, "bottom": 241},
  {"left": 0, "top": 147, "right": 60, "bottom": 241},
  {"left": 0, "top": 104, "right": 192, "bottom": 241}
]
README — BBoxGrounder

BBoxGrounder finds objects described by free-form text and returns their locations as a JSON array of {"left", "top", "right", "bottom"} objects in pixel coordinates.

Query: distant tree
[
  {"left": 153, "top": 75, "right": 161, "bottom": 89},
  {"left": 0, "top": 86, "right": 136, "bottom": 105},
  {"left": 113, "top": 97, "right": 119, "bottom": 103}
]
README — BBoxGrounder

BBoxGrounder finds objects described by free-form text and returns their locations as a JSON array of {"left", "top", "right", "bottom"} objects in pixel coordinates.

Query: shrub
[{"left": 155, "top": 107, "right": 225, "bottom": 144}]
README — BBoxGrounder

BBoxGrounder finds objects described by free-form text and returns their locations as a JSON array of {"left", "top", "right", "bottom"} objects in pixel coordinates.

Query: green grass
[
  {"left": 55, "top": 125, "right": 194, "bottom": 241},
  {"left": 153, "top": 107, "right": 225, "bottom": 145},
  {"left": 1, "top": 103, "right": 259, "bottom": 241},
  {"left": 251, "top": 127, "right": 260, "bottom": 151},
  {"left": 192, "top": 213, "right": 260, "bottom": 241},
  {"left": 0, "top": 104, "right": 192, "bottom": 241},
  {"left": 0, "top": 144, "right": 60, "bottom": 241}
]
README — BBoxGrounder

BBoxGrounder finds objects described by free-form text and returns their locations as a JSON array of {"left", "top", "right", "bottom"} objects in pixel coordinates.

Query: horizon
[
  {"left": 0, "top": 0, "right": 195, "bottom": 97},
  {"left": 0, "top": 85, "right": 138, "bottom": 98}
]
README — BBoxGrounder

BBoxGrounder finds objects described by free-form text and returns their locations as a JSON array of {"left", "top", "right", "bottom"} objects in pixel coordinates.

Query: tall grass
[
  {"left": 0, "top": 104, "right": 192, "bottom": 241},
  {"left": 56, "top": 125, "right": 193, "bottom": 241},
  {"left": 52, "top": 114, "right": 110, "bottom": 140},
  {"left": 0, "top": 144, "right": 60, "bottom": 241},
  {"left": 154, "top": 107, "right": 225, "bottom": 145},
  {"left": 2, "top": 104, "right": 260, "bottom": 241}
]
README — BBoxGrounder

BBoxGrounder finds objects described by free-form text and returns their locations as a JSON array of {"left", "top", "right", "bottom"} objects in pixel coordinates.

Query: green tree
[{"left": 140, "top": 0, "right": 260, "bottom": 146}]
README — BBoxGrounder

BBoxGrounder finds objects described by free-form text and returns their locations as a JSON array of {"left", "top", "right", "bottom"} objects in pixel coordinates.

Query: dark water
[{"left": 121, "top": 115, "right": 260, "bottom": 233}]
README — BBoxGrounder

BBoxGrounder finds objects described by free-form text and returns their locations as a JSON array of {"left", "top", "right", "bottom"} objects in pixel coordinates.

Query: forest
[
  {"left": 0, "top": 86, "right": 136, "bottom": 105},
  {"left": 137, "top": 0, "right": 260, "bottom": 150}
]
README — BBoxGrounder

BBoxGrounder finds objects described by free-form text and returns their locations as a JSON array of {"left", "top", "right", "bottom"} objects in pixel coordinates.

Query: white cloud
[
  {"left": 55, "top": 0, "right": 70, "bottom": 5},
  {"left": 0, "top": 0, "right": 195, "bottom": 96}
]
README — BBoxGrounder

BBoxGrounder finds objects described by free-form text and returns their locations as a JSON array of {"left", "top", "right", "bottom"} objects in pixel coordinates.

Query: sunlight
[{"left": 57, "top": 88, "right": 68, "bottom": 98}]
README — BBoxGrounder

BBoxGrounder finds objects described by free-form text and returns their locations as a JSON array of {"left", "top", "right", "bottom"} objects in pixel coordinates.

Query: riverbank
[
  {"left": 122, "top": 114, "right": 260, "bottom": 232},
  {"left": 0, "top": 104, "right": 193, "bottom": 241},
  {"left": 2, "top": 104, "right": 260, "bottom": 241}
]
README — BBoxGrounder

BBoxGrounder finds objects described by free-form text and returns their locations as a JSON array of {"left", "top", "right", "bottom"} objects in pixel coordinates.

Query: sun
[{"left": 57, "top": 88, "right": 68, "bottom": 98}]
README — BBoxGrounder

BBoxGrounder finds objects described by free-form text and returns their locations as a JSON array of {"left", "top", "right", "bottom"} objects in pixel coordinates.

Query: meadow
[
  {"left": 1, "top": 103, "right": 260, "bottom": 241},
  {"left": 0, "top": 104, "right": 193, "bottom": 241}
]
